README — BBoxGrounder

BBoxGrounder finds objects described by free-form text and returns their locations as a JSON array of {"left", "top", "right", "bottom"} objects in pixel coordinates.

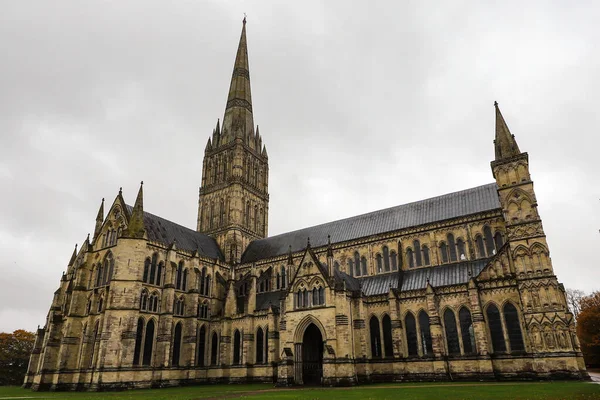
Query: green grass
[{"left": 0, "top": 382, "right": 598, "bottom": 400}]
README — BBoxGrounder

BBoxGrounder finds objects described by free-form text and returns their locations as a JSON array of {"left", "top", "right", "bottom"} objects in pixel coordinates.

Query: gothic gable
[{"left": 289, "top": 247, "right": 330, "bottom": 291}]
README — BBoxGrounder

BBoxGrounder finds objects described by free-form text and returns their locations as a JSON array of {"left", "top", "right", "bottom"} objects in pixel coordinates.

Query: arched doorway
[{"left": 302, "top": 323, "right": 323, "bottom": 385}]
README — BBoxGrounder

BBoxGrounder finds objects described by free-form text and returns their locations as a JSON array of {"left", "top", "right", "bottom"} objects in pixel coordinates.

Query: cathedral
[{"left": 25, "top": 19, "right": 589, "bottom": 391}]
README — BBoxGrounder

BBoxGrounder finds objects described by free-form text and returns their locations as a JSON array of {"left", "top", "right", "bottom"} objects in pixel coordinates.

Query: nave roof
[{"left": 242, "top": 183, "right": 501, "bottom": 263}]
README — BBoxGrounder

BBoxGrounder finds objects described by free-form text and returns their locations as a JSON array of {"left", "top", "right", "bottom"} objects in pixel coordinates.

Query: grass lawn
[{"left": 0, "top": 381, "right": 598, "bottom": 400}]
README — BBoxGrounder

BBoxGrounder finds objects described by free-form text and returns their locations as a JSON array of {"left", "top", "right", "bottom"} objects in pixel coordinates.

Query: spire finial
[
  {"left": 494, "top": 100, "right": 498, "bottom": 107},
  {"left": 119, "top": 187, "right": 122, "bottom": 195},
  {"left": 243, "top": 13, "right": 247, "bottom": 24},
  {"left": 140, "top": 180, "right": 143, "bottom": 186}
]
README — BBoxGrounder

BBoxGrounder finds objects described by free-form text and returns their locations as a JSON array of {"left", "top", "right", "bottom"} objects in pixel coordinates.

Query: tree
[
  {"left": 0, "top": 330, "right": 35, "bottom": 386},
  {"left": 566, "top": 288, "right": 586, "bottom": 320},
  {"left": 576, "top": 291, "right": 600, "bottom": 367}
]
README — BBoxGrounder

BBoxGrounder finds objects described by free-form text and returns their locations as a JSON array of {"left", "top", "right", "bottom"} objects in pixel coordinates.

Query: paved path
[{"left": 589, "top": 370, "right": 600, "bottom": 384}]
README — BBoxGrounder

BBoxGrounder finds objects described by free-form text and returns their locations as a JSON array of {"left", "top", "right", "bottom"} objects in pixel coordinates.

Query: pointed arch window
[
  {"left": 198, "top": 301, "right": 209, "bottom": 319},
  {"left": 220, "top": 198, "right": 225, "bottom": 225},
  {"left": 256, "top": 327, "right": 264, "bottom": 364},
  {"left": 447, "top": 234, "right": 457, "bottom": 262},
  {"left": 281, "top": 265, "right": 287, "bottom": 288},
  {"left": 405, "top": 313, "right": 418, "bottom": 356},
  {"left": 418, "top": 311, "right": 433, "bottom": 355},
  {"left": 254, "top": 205, "right": 259, "bottom": 231},
  {"left": 369, "top": 316, "right": 382, "bottom": 358},
  {"left": 133, "top": 318, "right": 144, "bottom": 366},
  {"left": 382, "top": 314, "right": 393, "bottom": 357},
  {"left": 486, "top": 304, "right": 506, "bottom": 353},
  {"left": 353, "top": 252, "right": 361, "bottom": 276},
  {"left": 182, "top": 268, "right": 188, "bottom": 291},
  {"left": 440, "top": 242, "right": 449, "bottom": 264},
  {"left": 149, "top": 258, "right": 156, "bottom": 285},
  {"left": 376, "top": 254, "right": 383, "bottom": 273},
  {"left": 459, "top": 307, "right": 476, "bottom": 354},
  {"left": 318, "top": 287, "right": 325, "bottom": 305},
  {"left": 197, "top": 325, "right": 207, "bottom": 366},
  {"left": 390, "top": 251, "right": 398, "bottom": 270},
  {"left": 476, "top": 235, "right": 486, "bottom": 258},
  {"left": 443, "top": 309, "right": 460, "bottom": 355},
  {"left": 175, "top": 261, "right": 183, "bottom": 290},
  {"left": 142, "top": 319, "right": 155, "bottom": 366},
  {"left": 174, "top": 296, "right": 185, "bottom": 316},
  {"left": 95, "top": 262, "right": 103, "bottom": 287},
  {"left": 140, "top": 289, "right": 149, "bottom": 311},
  {"left": 233, "top": 330, "right": 242, "bottom": 365},
  {"left": 407, "top": 248, "right": 415, "bottom": 268},
  {"left": 149, "top": 292, "right": 160, "bottom": 313},
  {"left": 361, "top": 256, "right": 368, "bottom": 276},
  {"left": 422, "top": 245, "right": 430, "bottom": 266},
  {"left": 211, "top": 332, "right": 219, "bottom": 365},
  {"left": 413, "top": 240, "right": 422, "bottom": 267},
  {"left": 348, "top": 259, "right": 354, "bottom": 276},
  {"left": 97, "top": 295, "right": 104, "bottom": 313},
  {"left": 457, "top": 238, "right": 466, "bottom": 260},
  {"left": 172, "top": 322, "right": 182, "bottom": 366},
  {"left": 276, "top": 272, "right": 281, "bottom": 289},
  {"left": 483, "top": 226, "right": 495, "bottom": 256},
  {"left": 143, "top": 258, "right": 150, "bottom": 283},
  {"left": 504, "top": 303, "right": 525, "bottom": 352},
  {"left": 383, "top": 246, "right": 390, "bottom": 271},
  {"left": 494, "top": 232, "right": 504, "bottom": 252}
]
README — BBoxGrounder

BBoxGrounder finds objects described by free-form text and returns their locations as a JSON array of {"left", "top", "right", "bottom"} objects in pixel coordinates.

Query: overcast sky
[{"left": 1, "top": 1, "right": 599, "bottom": 333}]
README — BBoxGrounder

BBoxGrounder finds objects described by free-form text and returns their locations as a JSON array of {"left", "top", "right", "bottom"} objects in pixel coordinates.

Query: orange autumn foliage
[{"left": 576, "top": 291, "right": 600, "bottom": 367}]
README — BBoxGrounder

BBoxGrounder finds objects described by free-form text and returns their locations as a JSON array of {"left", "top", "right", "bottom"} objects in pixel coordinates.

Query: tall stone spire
[
  {"left": 124, "top": 182, "right": 146, "bottom": 238},
  {"left": 221, "top": 17, "right": 254, "bottom": 145},
  {"left": 494, "top": 101, "right": 522, "bottom": 161},
  {"left": 93, "top": 198, "right": 104, "bottom": 240}
]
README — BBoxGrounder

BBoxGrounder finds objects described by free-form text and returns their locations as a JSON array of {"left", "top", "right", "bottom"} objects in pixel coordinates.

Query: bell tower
[{"left": 197, "top": 18, "right": 269, "bottom": 264}]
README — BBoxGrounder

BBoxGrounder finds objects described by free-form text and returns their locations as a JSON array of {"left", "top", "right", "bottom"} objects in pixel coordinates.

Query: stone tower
[
  {"left": 491, "top": 102, "right": 580, "bottom": 356},
  {"left": 197, "top": 18, "right": 269, "bottom": 264}
]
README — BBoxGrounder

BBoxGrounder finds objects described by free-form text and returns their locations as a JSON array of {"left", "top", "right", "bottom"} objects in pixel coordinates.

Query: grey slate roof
[
  {"left": 400, "top": 259, "right": 488, "bottom": 291},
  {"left": 333, "top": 268, "right": 361, "bottom": 292},
  {"left": 242, "top": 183, "right": 501, "bottom": 263},
  {"left": 126, "top": 205, "right": 224, "bottom": 261},
  {"left": 255, "top": 290, "right": 286, "bottom": 311},
  {"left": 359, "top": 273, "right": 398, "bottom": 296},
  {"left": 355, "top": 259, "right": 489, "bottom": 296}
]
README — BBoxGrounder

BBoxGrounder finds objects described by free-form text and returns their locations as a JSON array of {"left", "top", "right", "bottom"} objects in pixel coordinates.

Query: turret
[{"left": 490, "top": 102, "right": 550, "bottom": 277}]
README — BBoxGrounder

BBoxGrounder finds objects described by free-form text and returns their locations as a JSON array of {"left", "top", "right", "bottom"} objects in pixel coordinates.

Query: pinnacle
[{"left": 494, "top": 101, "right": 522, "bottom": 161}]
